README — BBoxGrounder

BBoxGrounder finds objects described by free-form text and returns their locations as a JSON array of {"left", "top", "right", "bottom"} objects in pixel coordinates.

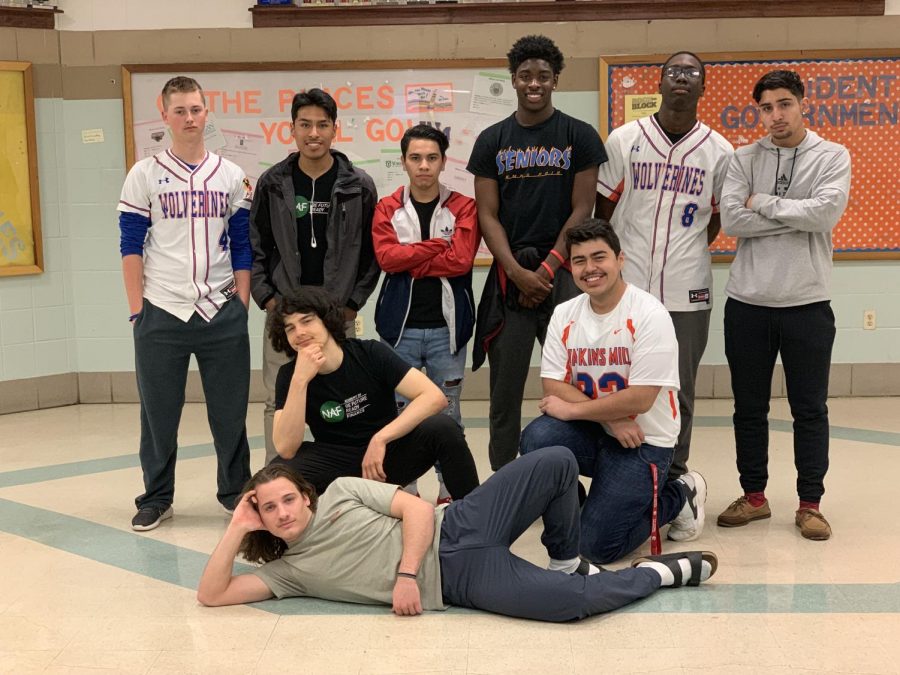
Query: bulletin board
[
  {"left": 123, "top": 60, "right": 516, "bottom": 263},
  {"left": 0, "top": 61, "right": 43, "bottom": 277},
  {"left": 600, "top": 50, "right": 900, "bottom": 260}
]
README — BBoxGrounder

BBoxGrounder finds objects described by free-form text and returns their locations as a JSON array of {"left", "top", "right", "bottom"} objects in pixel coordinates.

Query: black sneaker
[{"left": 131, "top": 505, "right": 173, "bottom": 531}]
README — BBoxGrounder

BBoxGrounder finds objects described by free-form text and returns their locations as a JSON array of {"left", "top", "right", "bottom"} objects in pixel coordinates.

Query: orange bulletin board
[{"left": 600, "top": 51, "right": 900, "bottom": 260}]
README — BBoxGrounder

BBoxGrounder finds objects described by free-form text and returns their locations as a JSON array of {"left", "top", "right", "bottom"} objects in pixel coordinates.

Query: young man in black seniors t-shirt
[
  {"left": 467, "top": 34, "right": 607, "bottom": 470},
  {"left": 268, "top": 287, "right": 480, "bottom": 498}
]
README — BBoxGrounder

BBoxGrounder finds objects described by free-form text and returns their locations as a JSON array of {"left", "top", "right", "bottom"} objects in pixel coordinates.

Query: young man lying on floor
[{"left": 198, "top": 447, "right": 717, "bottom": 622}]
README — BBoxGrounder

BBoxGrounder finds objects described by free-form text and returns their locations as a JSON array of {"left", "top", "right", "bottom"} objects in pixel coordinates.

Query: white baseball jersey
[
  {"left": 542, "top": 285, "right": 680, "bottom": 447},
  {"left": 118, "top": 150, "right": 251, "bottom": 321},
  {"left": 597, "top": 117, "right": 733, "bottom": 312}
]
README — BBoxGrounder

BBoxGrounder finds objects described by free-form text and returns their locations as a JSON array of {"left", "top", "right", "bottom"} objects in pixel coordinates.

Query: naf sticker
[
  {"left": 689, "top": 288, "right": 710, "bottom": 304},
  {"left": 320, "top": 400, "right": 346, "bottom": 423},
  {"left": 295, "top": 196, "right": 329, "bottom": 219},
  {"left": 295, "top": 196, "right": 310, "bottom": 218}
]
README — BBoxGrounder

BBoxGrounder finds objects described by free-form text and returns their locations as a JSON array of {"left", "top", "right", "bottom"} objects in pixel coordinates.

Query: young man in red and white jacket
[{"left": 372, "top": 124, "right": 481, "bottom": 502}]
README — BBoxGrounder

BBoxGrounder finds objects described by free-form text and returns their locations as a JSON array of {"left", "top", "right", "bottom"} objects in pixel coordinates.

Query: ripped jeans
[{"left": 386, "top": 326, "right": 467, "bottom": 428}]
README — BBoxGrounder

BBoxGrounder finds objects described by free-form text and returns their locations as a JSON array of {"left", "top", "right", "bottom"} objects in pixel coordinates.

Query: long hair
[
  {"left": 238, "top": 464, "right": 319, "bottom": 564},
  {"left": 267, "top": 287, "right": 348, "bottom": 356}
]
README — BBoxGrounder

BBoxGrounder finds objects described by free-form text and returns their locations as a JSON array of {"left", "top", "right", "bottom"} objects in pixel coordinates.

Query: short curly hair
[
  {"left": 507, "top": 35, "right": 565, "bottom": 75},
  {"left": 267, "top": 288, "right": 347, "bottom": 356}
]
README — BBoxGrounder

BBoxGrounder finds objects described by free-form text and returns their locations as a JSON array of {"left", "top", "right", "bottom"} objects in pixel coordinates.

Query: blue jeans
[
  {"left": 520, "top": 416, "right": 686, "bottom": 564},
  {"left": 386, "top": 327, "right": 466, "bottom": 427}
]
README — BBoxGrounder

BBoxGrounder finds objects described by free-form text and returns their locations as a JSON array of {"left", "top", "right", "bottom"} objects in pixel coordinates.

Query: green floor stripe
[
  {"left": 0, "top": 497, "right": 897, "bottom": 615},
  {"left": 0, "top": 435, "right": 265, "bottom": 489},
  {"left": 3, "top": 417, "right": 899, "bottom": 491}
]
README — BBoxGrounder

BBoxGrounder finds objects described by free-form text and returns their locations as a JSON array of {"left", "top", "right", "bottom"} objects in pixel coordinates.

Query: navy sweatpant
[{"left": 439, "top": 447, "right": 662, "bottom": 622}]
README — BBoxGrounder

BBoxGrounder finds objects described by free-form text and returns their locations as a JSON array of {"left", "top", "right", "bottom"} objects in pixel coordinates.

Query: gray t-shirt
[{"left": 253, "top": 477, "right": 447, "bottom": 610}]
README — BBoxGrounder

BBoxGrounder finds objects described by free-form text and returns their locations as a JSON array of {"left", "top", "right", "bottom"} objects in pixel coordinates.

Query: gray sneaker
[
  {"left": 667, "top": 471, "right": 707, "bottom": 542},
  {"left": 131, "top": 505, "right": 173, "bottom": 531}
]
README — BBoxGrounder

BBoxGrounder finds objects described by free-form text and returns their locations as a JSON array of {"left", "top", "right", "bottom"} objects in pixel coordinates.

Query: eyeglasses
[{"left": 663, "top": 66, "right": 702, "bottom": 81}]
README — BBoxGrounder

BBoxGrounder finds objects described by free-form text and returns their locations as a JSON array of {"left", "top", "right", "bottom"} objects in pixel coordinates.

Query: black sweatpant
[
  {"left": 724, "top": 298, "right": 835, "bottom": 502},
  {"left": 270, "top": 414, "right": 480, "bottom": 498}
]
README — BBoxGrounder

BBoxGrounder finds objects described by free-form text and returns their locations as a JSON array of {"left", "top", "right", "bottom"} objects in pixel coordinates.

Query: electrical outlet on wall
[
  {"left": 355, "top": 316, "right": 364, "bottom": 337},
  {"left": 863, "top": 310, "right": 876, "bottom": 330}
]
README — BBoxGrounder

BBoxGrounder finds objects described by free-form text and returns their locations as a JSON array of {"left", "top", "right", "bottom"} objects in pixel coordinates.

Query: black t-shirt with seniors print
[
  {"left": 274, "top": 339, "right": 412, "bottom": 448},
  {"left": 466, "top": 109, "right": 607, "bottom": 256}
]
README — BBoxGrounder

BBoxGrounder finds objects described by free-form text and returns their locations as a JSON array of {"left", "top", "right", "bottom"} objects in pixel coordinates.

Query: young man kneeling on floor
[{"left": 198, "top": 447, "right": 717, "bottom": 621}]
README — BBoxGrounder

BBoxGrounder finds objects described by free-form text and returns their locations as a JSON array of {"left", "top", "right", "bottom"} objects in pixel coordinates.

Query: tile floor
[{"left": 1, "top": 397, "right": 898, "bottom": 674}]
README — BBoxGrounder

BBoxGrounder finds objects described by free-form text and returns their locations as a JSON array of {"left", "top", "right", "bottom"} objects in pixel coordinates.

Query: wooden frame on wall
[{"left": 0, "top": 61, "right": 43, "bottom": 277}]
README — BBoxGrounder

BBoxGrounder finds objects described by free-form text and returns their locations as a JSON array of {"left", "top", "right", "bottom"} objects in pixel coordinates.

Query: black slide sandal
[{"left": 630, "top": 550, "right": 718, "bottom": 587}]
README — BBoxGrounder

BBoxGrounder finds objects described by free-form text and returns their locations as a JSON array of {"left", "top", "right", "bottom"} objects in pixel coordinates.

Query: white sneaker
[{"left": 667, "top": 471, "right": 707, "bottom": 542}]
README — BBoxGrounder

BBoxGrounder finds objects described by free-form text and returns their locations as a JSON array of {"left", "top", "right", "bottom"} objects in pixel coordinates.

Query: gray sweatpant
[
  {"left": 669, "top": 309, "right": 711, "bottom": 479},
  {"left": 438, "top": 447, "right": 661, "bottom": 622}
]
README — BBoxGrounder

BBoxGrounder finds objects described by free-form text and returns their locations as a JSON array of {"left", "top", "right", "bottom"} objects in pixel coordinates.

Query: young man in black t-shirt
[
  {"left": 372, "top": 124, "right": 481, "bottom": 503},
  {"left": 467, "top": 35, "right": 607, "bottom": 470},
  {"left": 250, "top": 89, "right": 379, "bottom": 465},
  {"left": 268, "top": 287, "right": 480, "bottom": 498}
]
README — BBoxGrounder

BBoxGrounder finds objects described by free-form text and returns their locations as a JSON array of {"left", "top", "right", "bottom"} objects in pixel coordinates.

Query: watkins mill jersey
[
  {"left": 118, "top": 150, "right": 251, "bottom": 321},
  {"left": 542, "top": 285, "right": 681, "bottom": 447},
  {"left": 597, "top": 117, "right": 732, "bottom": 312}
]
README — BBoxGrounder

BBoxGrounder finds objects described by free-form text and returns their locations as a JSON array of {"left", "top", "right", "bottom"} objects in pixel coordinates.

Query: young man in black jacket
[{"left": 250, "top": 89, "right": 379, "bottom": 464}]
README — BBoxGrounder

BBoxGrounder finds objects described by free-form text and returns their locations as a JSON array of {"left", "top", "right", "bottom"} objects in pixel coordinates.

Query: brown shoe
[
  {"left": 717, "top": 496, "right": 772, "bottom": 527},
  {"left": 796, "top": 508, "right": 832, "bottom": 540}
]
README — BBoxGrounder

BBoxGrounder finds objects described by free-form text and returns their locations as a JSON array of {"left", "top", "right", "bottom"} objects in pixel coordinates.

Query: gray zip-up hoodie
[{"left": 721, "top": 130, "right": 851, "bottom": 307}]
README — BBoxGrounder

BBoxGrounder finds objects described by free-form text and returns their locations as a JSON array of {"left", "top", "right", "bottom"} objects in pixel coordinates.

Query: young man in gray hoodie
[{"left": 718, "top": 70, "right": 851, "bottom": 541}]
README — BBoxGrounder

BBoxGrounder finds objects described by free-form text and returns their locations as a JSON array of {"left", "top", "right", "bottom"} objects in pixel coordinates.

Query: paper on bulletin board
[
  {"left": 380, "top": 148, "right": 407, "bottom": 188},
  {"left": 624, "top": 94, "right": 661, "bottom": 122},
  {"left": 470, "top": 71, "right": 517, "bottom": 116},
  {"left": 202, "top": 112, "right": 226, "bottom": 151}
]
